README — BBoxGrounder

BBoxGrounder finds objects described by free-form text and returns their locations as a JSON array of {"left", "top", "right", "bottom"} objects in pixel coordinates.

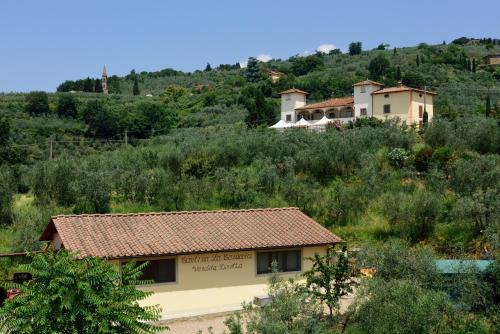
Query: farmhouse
[
  {"left": 39, "top": 207, "right": 341, "bottom": 319},
  {"left": 273, "top": 80, "right": 436, "bottom": 130}
]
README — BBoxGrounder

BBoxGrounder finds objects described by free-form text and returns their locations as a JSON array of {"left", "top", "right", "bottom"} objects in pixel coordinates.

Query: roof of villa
[
  {"left": 371, "top": 85, "right": 437, "bottom": 95},
  {"left": 352, "top": 79, "right": 385, "bottom": 87},
  {"left": 295, "top": 97, "right": 354, "bottom": 110},
  {"left": 279, "top": 88, "right": 309, "bottom": 95},
  {"left": 40, "top": 207, "right": 341, "bottom": 259}
]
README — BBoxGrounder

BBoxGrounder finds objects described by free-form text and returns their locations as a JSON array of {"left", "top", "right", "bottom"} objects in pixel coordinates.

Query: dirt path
[{"left": 161, "top": 312, "right": 230, "bottom": 334}]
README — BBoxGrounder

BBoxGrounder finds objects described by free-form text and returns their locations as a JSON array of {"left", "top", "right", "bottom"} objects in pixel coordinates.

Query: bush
[
  {"left": 413, "top": 145, "right": 433, "bottom": 172},
  {"left": 56, "top": 93, "right": 78, "bottom": 118},
  {"left": 25, "top": 91, "right": 50, "bottom": 115},
  {"left": 353, "top": 279, "right": 470, "bottom": 334},
  {"left": 387, "top": 148, "right": 411, "bottom": 168}
]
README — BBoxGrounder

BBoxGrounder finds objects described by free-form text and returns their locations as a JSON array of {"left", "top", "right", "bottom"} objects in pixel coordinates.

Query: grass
[{"left": 332, "top": 210, "right": 394, "bottom": 247}]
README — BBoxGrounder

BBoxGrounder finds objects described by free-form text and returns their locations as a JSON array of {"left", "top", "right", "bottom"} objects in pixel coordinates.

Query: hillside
[{"left": 0, "top": 40, "right": 499, "bottom": 270}]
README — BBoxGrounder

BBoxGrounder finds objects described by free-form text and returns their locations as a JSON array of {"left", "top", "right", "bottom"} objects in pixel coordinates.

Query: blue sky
[{"left": 1, "top": 0, "right": 499, "bottom": 92}]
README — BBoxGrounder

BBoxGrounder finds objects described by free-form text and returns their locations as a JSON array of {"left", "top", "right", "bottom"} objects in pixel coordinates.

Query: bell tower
[{"left": 102, "top": 65, "right": 108, "bottom": 94}]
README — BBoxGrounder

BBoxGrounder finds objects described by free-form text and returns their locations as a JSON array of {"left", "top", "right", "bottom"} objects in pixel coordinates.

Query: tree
[
  {"left": 0, "top": 250, "right": 165, "bottom": 334},
  {"left": 0, "top": 166, "right": 14, "bottom": 225},
  {"left": 25, "top": 91, "right": 50, "bottom": 115},
  {"left": 205, "top": 62, "right": 212, "bottom": 71},
  {"left": 225, "top": 268, "right": 327, "bottom": 334},
  {"left": 291, "top": 55, "right": 323, "bottom": 76},
  {"left": 162, "top": 84, "right": 189, "bottom": 103},
  {"left": 56, "top": 93, "right": 78, "bottom": 118},
  {"left": 0, "top": 116, "right": 10, "bottom": 147},
  {"left": 423, "top": 108, "right": 429, "bottom": 127},
  {"left": 368, "top": 54, "right": 390, "bottom": 79},
  {"left": 94, "top": 78, "right": 103, "bottom": 93},
  {"left": 245, "top": 57, "right": 261, "bottom": 83},
  {"left": 83, "top": 77, "right": 94, "bottom": 92},
  {"left": 485, "top": 94, "right": 491, "bottom": 117},
  {"left": 72, "top": 160, "right": 112, "bottom": 214},
  {"left": 303, "top": 245, "right": 355, "bottom": 320},
  {"left": 416, "top": 55, "right": 420, "bottom": 67},
  {"left": 472, "top": 58, "right": 477, "bottom": 73},
  {"left": 348, "top": 42, "right": 362, "bottom": 55},
  {"left": 241, "top": 86, "right": 276, "bottom": 127},
  {"left": 354, "top": 279, "right": 463, "bottom": 334},
  {"left": 393, "top": 47, "right": 397, "bottom": 54},
  {"left": 395, "top": 66, "right": 402, "bottom": 81},
  {"left": 133, "top": 77, "right": 140, "bottom": 95}
]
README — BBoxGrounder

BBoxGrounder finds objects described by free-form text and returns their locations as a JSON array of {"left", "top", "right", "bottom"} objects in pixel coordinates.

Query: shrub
[
  {"left": 25, "top": 91, "right": 50, "bottom": 115},
  {"left": 387, "top": 148, "right": 411, "bottom": 168},
  {"left": 413, "top": 145, "right": 433, "bottom": 172},
  {"left": 0, "top": 166, "right": 14, "bottom": 225}
]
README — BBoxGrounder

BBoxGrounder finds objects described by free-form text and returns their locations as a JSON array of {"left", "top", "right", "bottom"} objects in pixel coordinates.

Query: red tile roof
[
  {"left": 371, "top": 85, "right": 437, "bottom": 95},
  {"left": 279, "top": 88, "right": 309, "bottom": 95},
  {"left": 295, "top": 97, "right": 354, "bottom": 110},
  {"left": 352, "top": 79, "right": 384, "bottom": 87},
  {"left": 40, "top": 208, "right": 341, "bottom": 259}
]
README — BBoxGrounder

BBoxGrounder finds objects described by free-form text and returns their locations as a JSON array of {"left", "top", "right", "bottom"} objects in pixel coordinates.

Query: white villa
[{"left": 272, "top": 80, "right": 436, "bottom": 130}]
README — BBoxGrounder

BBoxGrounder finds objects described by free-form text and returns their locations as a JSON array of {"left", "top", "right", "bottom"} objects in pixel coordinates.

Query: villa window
[
  {"left": 360, "top": 86, "right": 366, "bottom": 93},
  {"left": 360, "top": 108, "right": 367, "bottom": 116},
  {"left": 383, "top": 104, "right": 391, "bottom": 114},
  {"left": 419, "top": 106, "right": 423, "bottom": 118},
  {"left": 257, "top": 250, "right": 301, "bottom": 274},
  {"left": 286, "top": 114, "right": 292, "bottom": 122},
  {"left": 131, "top": 258, "right": 176, "bottom": 283},
  {"left": 384, "top": 94, "right": 390, "bottom": 98}
]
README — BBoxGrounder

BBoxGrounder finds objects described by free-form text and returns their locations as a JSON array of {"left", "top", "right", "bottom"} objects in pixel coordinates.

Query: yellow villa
[
  {"left": 39, "top": 207, "right": 341, "bottom": 319},
  {"left": 273, "top": 80, "right": 436, "bottom": 130}
]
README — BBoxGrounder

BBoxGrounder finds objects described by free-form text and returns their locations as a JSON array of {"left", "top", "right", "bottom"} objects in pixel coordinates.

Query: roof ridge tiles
[{"left": 51, "top": 207, "right": 300, "bottom": 219}]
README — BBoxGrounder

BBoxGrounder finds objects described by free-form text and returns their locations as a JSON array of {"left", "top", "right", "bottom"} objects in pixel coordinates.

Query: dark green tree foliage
[
  {"left": 416, "top": 54, "right": 420, "bottom": 67},
  {"left": 242, "top": 86, "right": 276, "bottom": 127},
  {"left": 472, "top": 58, "right": 477, "bottom": 73},
  {"left": 354, "top": 279, "right": 461, "bottom": 334},
  {"left": 133, "top": 77, "right": 140, "bottom": 95},
  {"left": 485, "top": 94, "right": 491, "bottom": 117},
  {"left": 291, "top": 55, "right": 323, "bottom": 76},
  {"left": 56, "top": 93, "right": 78, "bottom": 118},
  {"left": 83, "top": 77, "right": 94, "bottom": 92},
  {"left": 0, "top": 250, "right": 164, "bottom": 334},
  {"left": 368, "top": 54, "right": 390, "bottom": 79},
  {"left": 0, "top": 166, "right": 14, "bottom": 225},
  {"left": 81, "top": 100, "right": 121, "bottom": 139},
  {"left": 402, "top": 71, "right": 426, "bottom": 89},
  {"left": 0, "top": 116, "right": 10, "bottom": 146},
  {"left": 245, "top": 57, "right": 261, "bottom": 83},
  {"left": 204, "top": 62, "right": 212, "bottom": 71},
  {"left": 25, "top": 91, "right": 50, "bottom": 115},
  {"left": 395, "top": 66, "right": 402, "bottom": 81},
  {"left": 303, "top": 245, "right": 354, "bottom": 320},
  {"left": 72, "top": 160, "right": 112, "bottom": 214},
  {"left": 108, "top": 75, "right": 122, "bottom": 94},
  {"left": 423, "top": 109, "right": 429, "bottom": 127},
  {"left": 348, "top": 41, "right": 362, "bottom": 55},
  {"left": 94, "top": 78, "right": 103, "bottom": 93}
]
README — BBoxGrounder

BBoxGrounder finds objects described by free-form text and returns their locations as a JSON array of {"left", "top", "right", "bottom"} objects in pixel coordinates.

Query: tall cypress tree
[
  {"left": 205, "top": 63, "right": 212, "bottom": 72},
  {"left": 133, "top": 77, "right": 140, "bottom": 96},
  {"left": 466, "top": 59, "right": 471, "bottom": 71},
  {"left": 485, "top": 94, "right": 491, "bottom": 117},
  {"left": 472, "top": 58, "right": 477, "bottom": 73},
  {"left": 416, "top": 55, "right": 420, "bottom": 67},
  {"left": 395, "top": 66, "right": 402, "bottom": 81}
]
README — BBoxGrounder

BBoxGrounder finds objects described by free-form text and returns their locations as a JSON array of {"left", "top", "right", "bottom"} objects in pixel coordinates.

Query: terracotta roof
[
  {"left": 295, "top": 97, "right": 354, "bottom": 110},
  {"left": 279, "top": 88, "right": 309, "bottom": 95},
  {"left": 352, "top": 79, "right": 384, "bottom": 87},
  {"left": 371, "top": 85, "right": 437, "bottom": 95},
  {"left": 40, "top": 208, "right": 341, "bottom": 259}
]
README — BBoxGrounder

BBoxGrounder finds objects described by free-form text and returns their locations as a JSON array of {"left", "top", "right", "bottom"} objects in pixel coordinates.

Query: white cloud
[
  {"left": 316, "top": 44, "right": 337, "bottom": 54},
  {"left": 256, "top": 54, "right": 273, "bottom": 62}
]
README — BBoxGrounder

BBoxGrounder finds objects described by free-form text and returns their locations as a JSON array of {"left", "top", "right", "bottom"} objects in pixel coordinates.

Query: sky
[{"left": 0, "top": 0, "right": 499, "bottom": 92}]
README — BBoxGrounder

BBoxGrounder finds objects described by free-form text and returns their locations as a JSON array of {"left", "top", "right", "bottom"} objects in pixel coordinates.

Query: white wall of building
[
  {"left": 353, "top": 84, "right": 381, "bottom": 118},
  {"left": 281, "top": 93, "right": 306, "bottom": 122}
]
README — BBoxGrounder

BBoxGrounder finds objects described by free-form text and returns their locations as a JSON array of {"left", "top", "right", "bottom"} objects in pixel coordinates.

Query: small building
[
  {"left": 39, "top": 207, "right": 341, "bottom": 319},
  {"left": 484, "top": 54, "right": 500, "bottom": 66},
  {"left": 435, "top": 259, "right": 493, "bottom": 275},
  {"left": 274, "top": 80, "right": 436, "bottom": 130},
  {"left": 269, "top": 70, "right": 284, "bottom": 82}
]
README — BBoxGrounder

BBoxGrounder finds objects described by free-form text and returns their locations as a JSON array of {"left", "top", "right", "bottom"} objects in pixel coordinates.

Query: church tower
[{"left": 102, "top": 65, "right": 108, "bottom": 94}]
